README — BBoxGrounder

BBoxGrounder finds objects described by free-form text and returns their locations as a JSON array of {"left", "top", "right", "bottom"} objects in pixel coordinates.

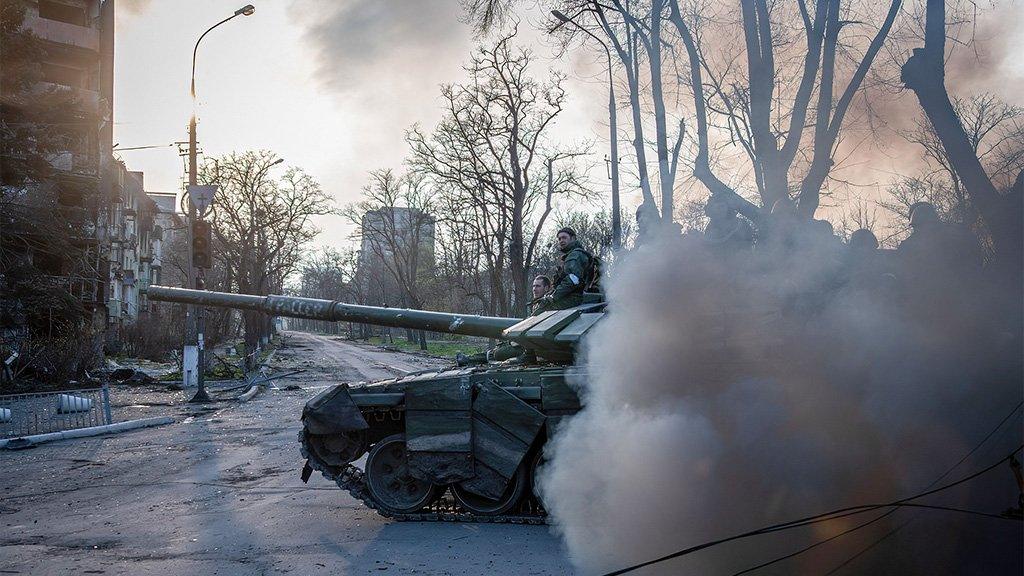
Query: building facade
[
  {"left": 358, "top": 207, "right": 436, "bottom": 308},
  {"left": 5, "top": 1, "right": 171, "bottom": 347},
  {"left": 17, "top": 0, "right": 115, "bottom": 328}
]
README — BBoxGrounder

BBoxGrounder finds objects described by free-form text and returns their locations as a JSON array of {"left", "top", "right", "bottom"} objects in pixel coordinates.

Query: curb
[{"left": 0, "top": 416, "right": 175, "bottom": 450}]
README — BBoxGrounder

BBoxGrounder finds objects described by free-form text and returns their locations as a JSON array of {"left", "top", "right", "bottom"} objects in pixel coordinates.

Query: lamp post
[
  {"left": 551, "top": 9, "right": 621, "bottom": 250},
  {"left": 185, "top": 4, "right": 255, "bottom": 403}
]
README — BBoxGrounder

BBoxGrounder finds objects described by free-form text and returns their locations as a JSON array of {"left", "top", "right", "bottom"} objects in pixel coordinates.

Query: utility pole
[
  {"left": 186, "top": 112, "right": 210, "bottom": 402},
  {"left": 183, "top": 4, "right": 256, "bottom": 403}
]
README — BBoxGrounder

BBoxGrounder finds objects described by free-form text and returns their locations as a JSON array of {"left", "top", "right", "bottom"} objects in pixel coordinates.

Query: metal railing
[{"left": 0, "top": 385, "right": 113, "bottom": 439}]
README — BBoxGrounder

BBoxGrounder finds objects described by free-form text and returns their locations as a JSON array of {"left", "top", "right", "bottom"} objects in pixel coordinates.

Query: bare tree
[
  {"left": 431, "top": 191, "right": 492, "bottom": 315},
  {"left": 293, "top": 247, "right": 361, "bottom": 336},
  {"left": 407, "top": 30, "right": 589, "bottom": 315},
  {"left": 899, "top": 94, "right": 1024, "bottom": 230},
  {"left": 200, "top": 151, "right": 334, "bottom": 356},
  {"left": 543, "top": 0, "right": 903, "bottom": 241},
  {"left": 668, "top": 0, "right": 902, "bottom": 217},
  {"left": 836, "top": 196, "right": 881, "bottom": 242},
  {"left": 344, "top": 169, "right": 436, "bottom": 348},
  {"left": 900, "top": 0, "right": 1022, "bottom": 263},
  {"left": 880, "top": 94, "right": 1024, "bottom": 252}
]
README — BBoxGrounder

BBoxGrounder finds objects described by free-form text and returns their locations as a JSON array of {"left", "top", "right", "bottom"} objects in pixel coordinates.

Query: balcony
[
  {"left": 49, "top": 151, "right": 99, "bottom": 178},
  {"left": 23, "top": 15, "right": 99, "bottom": 52},
  {"left": 31, "top": 82, "right": 100, "bottom": 115},
  {"left": 106, "top": 299, "right": 122, "bottom": 322}
]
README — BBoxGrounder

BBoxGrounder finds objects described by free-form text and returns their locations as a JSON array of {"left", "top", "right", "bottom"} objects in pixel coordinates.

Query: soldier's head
[
  {"left": 704, "top": 195, "right": 735, "bottom": 221},
  {"left": 908, "top": 202, "right": 940, "bottom": 230},
  {"left": 557, "top": 227, "right": 577, "bottom": 250},
  {"left": 849, "top": 228, "right": 879, "bottom": 252},
  {"left": 532, "top": 275, "right": 551, "bottom": 299}
]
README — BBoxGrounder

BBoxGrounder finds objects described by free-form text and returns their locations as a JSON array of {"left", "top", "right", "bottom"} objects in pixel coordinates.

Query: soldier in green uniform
[
  {"left": 540, "top": 227, "right": 593, "bottom": 311},
  {"left": 455, "top": 275, "right": 556, "bottom": 367},
  {"left": 529, "top": 274, "right": 553, "bottom": 316},
  {"left": 456, "top": 231, "right": 593, "bottom": 367}
]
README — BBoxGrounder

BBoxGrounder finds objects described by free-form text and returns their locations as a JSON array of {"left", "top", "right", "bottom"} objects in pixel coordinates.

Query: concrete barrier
[
  {"left": 0, "top": 416, "right": 175, "bottom": 450},
  {"left": 238, "top": 385, "right": 260, "bottom": 402},
  {"left": 56, "top": 394, "right": 92, "bottom": 414}
]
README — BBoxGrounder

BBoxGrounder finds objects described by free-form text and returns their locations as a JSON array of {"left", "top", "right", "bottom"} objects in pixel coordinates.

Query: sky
[
  {"left": 112, "top": 0, "right": 609, "bottom": 248},
  {"left": 113, "top": 1, "right": 1024, "bottom": 248}
]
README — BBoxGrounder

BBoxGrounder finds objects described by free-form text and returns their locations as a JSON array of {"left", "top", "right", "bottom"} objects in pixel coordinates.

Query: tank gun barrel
[{"left": 144, "top": 285, "right": 518, "bottom": 339}]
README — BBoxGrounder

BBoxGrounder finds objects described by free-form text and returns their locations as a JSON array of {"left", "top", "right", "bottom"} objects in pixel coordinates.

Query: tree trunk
[
  {"left": 647, "top": 4, "right": 674, "bottom": 221},
  {"left": 901, "top": 0, "right": 1022, "bottom": 263},
  {"left": 668, "top": 1, "right": 762, "bottom": 222},
  {"left": 510, "top": 192, "right": 527, "bottom": 314}
]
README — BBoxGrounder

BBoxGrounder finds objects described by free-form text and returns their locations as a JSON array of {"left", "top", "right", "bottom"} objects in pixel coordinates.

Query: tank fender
[
  {"left": 460, "top": 380, "right": 546, "bottom": 500},
  {"left": 302, "top": 384, "right": 369, "bottom": 434},
  {"left": 405, "top": 376, "right": 475, "bottom": 484}
]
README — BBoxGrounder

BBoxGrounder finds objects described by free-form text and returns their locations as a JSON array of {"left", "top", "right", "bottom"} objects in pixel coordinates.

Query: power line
[
  {"left": 730, "top": 510, "right": 895, "bottom": 576},
  {"left": 822, "top": 522, "right": 903, "bottom": 576},
  {"left": 114, "top": 143, "right": 175, "bottom": 151},
  {"left": 818, "top": 400, "right": 1024, "bottom": 575},
  {"left": 601, "top": 445, "right": 1024, "bottom": 576},
  {"left": 730, "top": 401, "right": 1024, "bottom": 575}
]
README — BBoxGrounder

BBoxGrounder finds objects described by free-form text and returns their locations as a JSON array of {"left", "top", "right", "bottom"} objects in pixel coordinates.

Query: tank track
[{"left": 300, "top": 431, "right": 548, "bottom": 525}]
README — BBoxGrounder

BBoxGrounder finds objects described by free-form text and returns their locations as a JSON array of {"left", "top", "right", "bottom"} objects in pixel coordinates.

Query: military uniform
[
  {"left": 530, "top": 296, "right": 552, "bottom": 316},
  {"left": 547, "top": 239, "right": 593, "bottom": 310},
  {"left": 455, "top": 296, "right": 549, "bottom": 367}
]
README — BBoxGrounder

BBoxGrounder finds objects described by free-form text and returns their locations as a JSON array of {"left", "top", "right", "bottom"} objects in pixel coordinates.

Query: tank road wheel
[
  {"left": 365, "top": 434, "right": 440, "bottom": 514},
  {"left": 452, "top": 464, "right": 528, "bottom": 516},
  {"left": 528, "top": 448, "right": 546, "bottom": 508}
]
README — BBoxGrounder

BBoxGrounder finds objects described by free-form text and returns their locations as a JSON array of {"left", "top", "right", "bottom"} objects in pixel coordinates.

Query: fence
[{"left": 0, "top": 385, "right": 113, "bottom": 439}]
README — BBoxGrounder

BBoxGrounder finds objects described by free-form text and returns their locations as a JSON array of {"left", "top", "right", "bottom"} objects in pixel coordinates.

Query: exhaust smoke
[{"left": 540, "top": 231, "right": 1021, "bottom": 574}]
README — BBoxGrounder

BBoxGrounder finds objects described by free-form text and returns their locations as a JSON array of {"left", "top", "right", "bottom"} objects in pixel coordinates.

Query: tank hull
[{"left": 300, "top": 365, "right": 583, "bottom": 522}]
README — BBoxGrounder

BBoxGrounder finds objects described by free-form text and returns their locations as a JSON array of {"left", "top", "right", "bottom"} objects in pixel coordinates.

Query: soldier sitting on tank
[
  {"left": 456, "top": 273, "right": 568, "bottom": 366},
  {"left": 836, "top": 228, "right": 896, "bottom": 297},
  {"left": 897, "top": 201, "right": 982, "bottom": 313},
  {"left": 529, "top": 274, "right": 553, "bottom": 315},
  {"left": 455, "top": 276, "right": 555, "bottom": 367},
  {"left": 703, "top": 194, "right": 754, "bottom": 253},
  {"left": 538, "top": 227, "right": 594, "bottom": 311},
  {"left": 898, "top": 202, "right": 981, "bottom": 272}
]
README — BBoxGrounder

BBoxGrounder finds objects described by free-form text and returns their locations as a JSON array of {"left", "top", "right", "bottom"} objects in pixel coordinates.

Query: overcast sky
[
  {"left": 113, "top": 1, "right": 1023, "bottom": 248},
  {"left": 112, "top": 0, "right": 609, "bottom": 248}
]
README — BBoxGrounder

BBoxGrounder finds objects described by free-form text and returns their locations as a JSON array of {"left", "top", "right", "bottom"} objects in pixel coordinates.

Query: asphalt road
[{"left": 0, "top": 331, "right": 576, "bottom": 576}]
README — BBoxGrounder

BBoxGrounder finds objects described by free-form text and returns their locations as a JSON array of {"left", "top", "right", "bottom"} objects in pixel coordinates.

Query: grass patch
[{"left": 366, "top": 336, "right": 486, "bottom": 358}]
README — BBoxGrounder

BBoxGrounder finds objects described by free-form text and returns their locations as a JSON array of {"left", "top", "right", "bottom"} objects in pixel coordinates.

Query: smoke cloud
[
  {"left": 286, "top": 0, "right": 475, "bottom": 236},
  {"left": 290, "top": 0, "right": 471, "bottom": 98},
  {"left": 540, "top": 229, "right": 1021, "bottom": 574}
]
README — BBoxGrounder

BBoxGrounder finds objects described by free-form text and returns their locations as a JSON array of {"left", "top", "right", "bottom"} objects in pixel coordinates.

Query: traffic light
[{"left": 192, "top": 220, "right": 213, "bottom": 269}]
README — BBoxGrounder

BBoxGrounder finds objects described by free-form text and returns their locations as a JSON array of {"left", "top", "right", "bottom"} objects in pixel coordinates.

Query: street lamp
[
  {"left": 189, "top": 4, "right": 255, "bottom": 184},
  {"left": 551, "top": 9, "right": 621, "bottom": 250},
  {"left": 184, "top": 4, "right": 255, "bottom": 403}
]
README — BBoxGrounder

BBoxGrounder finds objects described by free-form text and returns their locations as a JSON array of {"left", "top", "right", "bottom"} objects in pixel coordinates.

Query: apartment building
[
  {"left": 146, "top": 192, "right": 186, "bottom": 291},
  {"left": 17, "top": 0, "right": 115, "bottom": 329},
  {"left": 104, "top": 167, "right": 159, "bottom": 331}
]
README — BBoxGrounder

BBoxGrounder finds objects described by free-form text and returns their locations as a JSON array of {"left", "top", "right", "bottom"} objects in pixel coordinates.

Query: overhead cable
[{"left": 601, "top": 445, "right": 1023, "bottom": 576}]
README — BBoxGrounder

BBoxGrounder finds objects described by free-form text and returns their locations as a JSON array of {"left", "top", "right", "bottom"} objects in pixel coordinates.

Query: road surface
[{"left": 0, "top": 331, "right": 576, "bottom": 575}]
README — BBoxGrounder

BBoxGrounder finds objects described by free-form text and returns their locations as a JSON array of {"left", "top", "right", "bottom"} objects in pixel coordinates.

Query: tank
[{"left": 145, "top": 285, "right": 605, "bottom": 523}]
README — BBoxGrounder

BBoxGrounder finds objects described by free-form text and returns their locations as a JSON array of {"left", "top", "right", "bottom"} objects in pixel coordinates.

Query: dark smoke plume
[
  {"left": 290, "top": 0, "right": 470, "bottom": 97},
  {"left": 540, "top": 229, "right": 1021, "bottom": 574}
]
